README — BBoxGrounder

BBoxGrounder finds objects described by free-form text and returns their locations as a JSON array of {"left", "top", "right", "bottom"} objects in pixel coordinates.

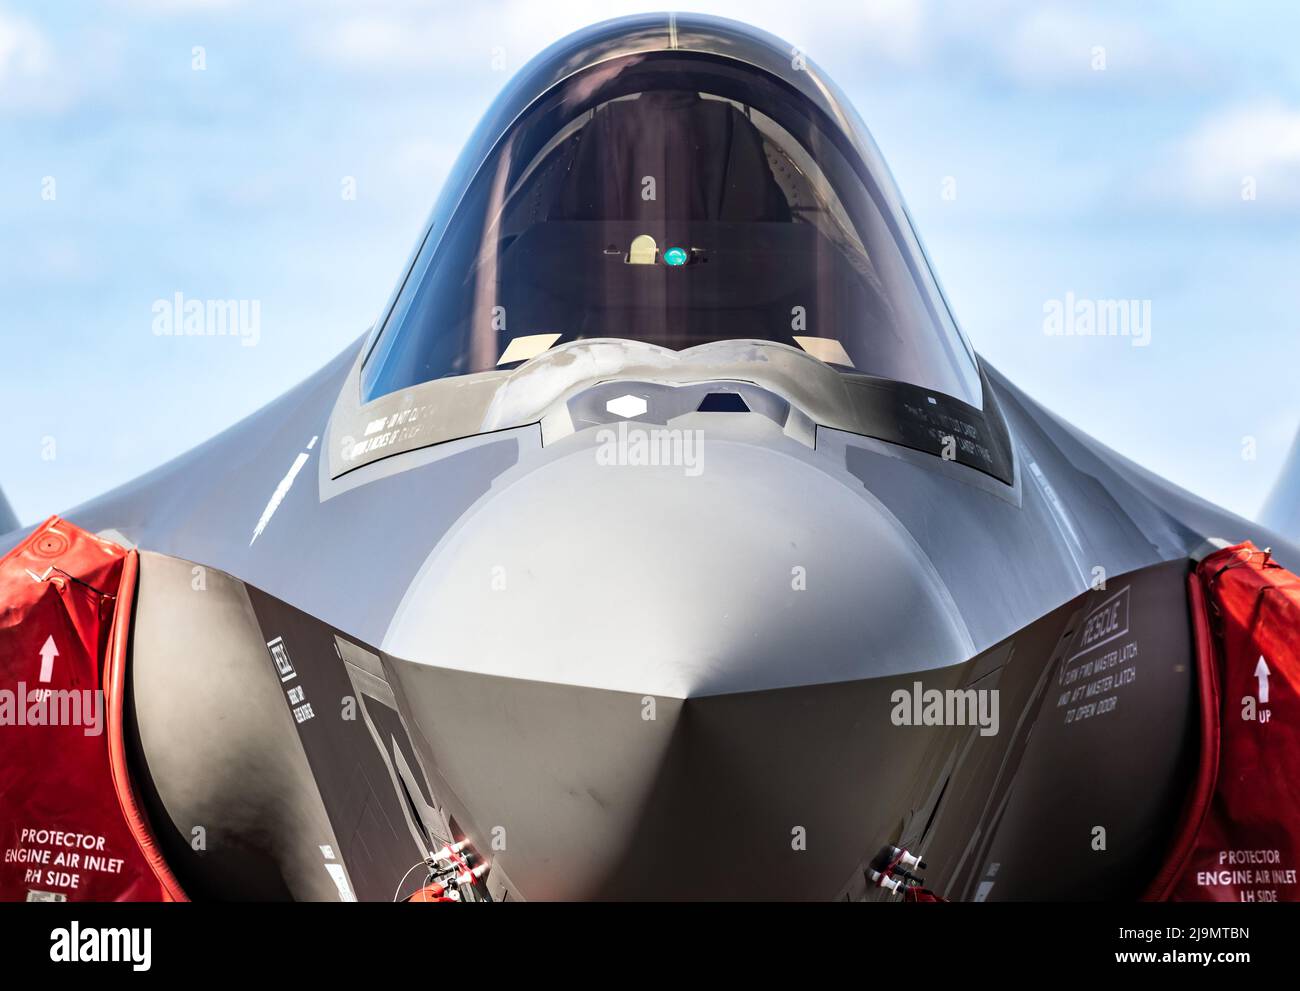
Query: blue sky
[{"left": 2, "top": 0, "right": 1298, "bottom": 525}]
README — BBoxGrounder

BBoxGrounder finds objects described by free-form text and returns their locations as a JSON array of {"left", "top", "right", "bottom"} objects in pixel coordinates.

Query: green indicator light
[{"left": 663, "top": 246, "right": 689, "bottom": 267}]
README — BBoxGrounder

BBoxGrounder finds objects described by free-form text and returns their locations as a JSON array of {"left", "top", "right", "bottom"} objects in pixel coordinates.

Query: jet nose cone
[
  {"left": 382, "top": 433, "right": 976, "bottom": 898},
  {"left": 384, "top": 434, "right": 973, "bottom": 697}
]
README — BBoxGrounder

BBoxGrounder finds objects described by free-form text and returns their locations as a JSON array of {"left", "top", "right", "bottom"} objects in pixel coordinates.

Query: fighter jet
[{"left": 3, "top": 13, "right": 1298, "bottom": 903}]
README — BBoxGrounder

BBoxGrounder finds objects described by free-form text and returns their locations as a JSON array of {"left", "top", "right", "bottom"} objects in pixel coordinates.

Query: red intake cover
[
  {"left": 0, "top": 517, "right": 167, "bottom": 902},
  {"left": 1148, "top": 542, "right": 1300, "bottom": 902}
]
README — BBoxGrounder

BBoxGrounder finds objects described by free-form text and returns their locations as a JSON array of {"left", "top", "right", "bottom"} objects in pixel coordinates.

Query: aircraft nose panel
[
  {"left": 382, "top": 435, "right": 974, "bottom": 698},
  {"left": 386, "top": 654, "right": 928, "bottom": 900}
]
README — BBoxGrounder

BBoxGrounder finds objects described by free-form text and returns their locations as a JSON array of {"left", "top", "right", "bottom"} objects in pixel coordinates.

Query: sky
[{"left": 2, "top": 0, "right": 1298, "bottom": 526}]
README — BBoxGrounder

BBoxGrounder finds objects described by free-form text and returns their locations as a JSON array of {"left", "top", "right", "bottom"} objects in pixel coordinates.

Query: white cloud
[
  {"left": 0, "top": 8, "right": 64, "bottom": 112},
  {"left": 0, "top": 9, "right": 48, "bottom": 72},
  {"left": 782, "top": 0, "right": 928, "bottom": 68},
  {"left": 109, "top": 0, "right": 245, "bottom": 11},
  {"left": 856, "top": 0, "right": 927, "bottom": 64},
  {"left": 306, "top": 12, "right": 433, "bottom": 70},
  {"left": 1178, "top": 100, "right": 1300, "bottom": 208},
  {"left": 927, "top": 0, "right": 1209, "bottom": 94},
  {"left": 997, "top": 6, "right": 1159, "bottom": 85}
]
